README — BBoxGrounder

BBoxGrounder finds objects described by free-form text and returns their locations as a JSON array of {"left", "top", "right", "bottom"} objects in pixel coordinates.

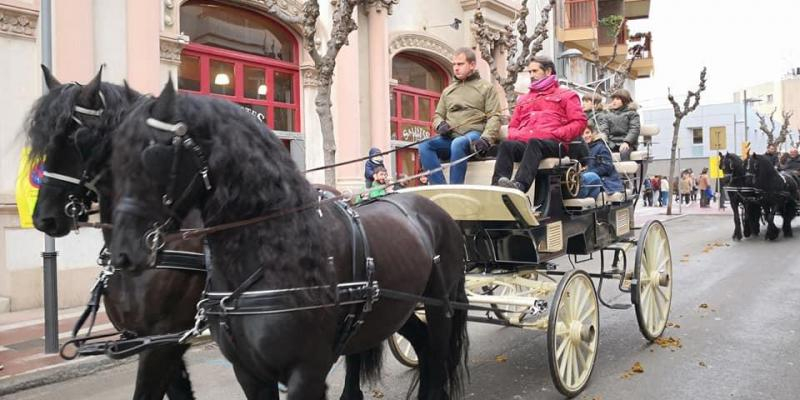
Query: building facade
[
  {"left": 733, "top": 70, "right": 800, "bottom": 132},
  {"left": 0, "top": 0, "right": 651, "bottom": 311},
  {"left": 641, "top": 102, "right": 764, "bottom": 178}
]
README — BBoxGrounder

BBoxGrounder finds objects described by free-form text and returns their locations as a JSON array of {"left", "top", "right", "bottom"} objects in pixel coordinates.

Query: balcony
[
  {"left": 628, "top": 32, "right": 654, "bottom": 77},
  {"left": 556, "top": 0, "right": 597, "bottom": 51},
  {"left": 623, "top": 0, "right": 650, "bottom": 19},
  {"left": 597, "top": 18, "right": 627, "bottom": 64}
]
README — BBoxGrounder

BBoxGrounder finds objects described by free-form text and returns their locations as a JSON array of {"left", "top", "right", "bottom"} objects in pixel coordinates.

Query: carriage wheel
[
  {"left": 489, "top": 272, "right": 536, "bottom": 321},
  {"left": 387, "top": 333, "right": 418, "bottom": 368},
  {"left": 631, "top": 220, "right": 673, "bottom": 341},
  {"left": 547, "top": 269, "right": 599, "bottom": 397},
  {"left": 562, "top": 166, "right": 581, "bottom": 199}
]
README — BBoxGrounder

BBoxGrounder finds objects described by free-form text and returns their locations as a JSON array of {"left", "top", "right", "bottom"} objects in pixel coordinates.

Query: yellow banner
[
  {"left": 15, "top": 148, "right": 43, "bottom": 228},
  {"left": 709, "top": 155, "right": 725, "bottom": 179}
]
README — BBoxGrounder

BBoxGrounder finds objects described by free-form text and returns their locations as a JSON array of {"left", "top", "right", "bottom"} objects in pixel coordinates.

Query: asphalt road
[{"left": 5, "top": 214, "right": 800, "bottom": 400}]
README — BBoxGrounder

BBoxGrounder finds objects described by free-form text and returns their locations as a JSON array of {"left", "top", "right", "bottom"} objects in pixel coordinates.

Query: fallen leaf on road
[
  {"left": 371, "top": 389, "right": 384, "bottom": 398},
  {"left": 495, "top": 354, "right": 508, "bottom": 363},
  {"left": 699, "top": 361, "right": 707, "bottom": 368},
  {"left": 667, "top": 322, "right": 681, "bottom": 329},
  {"left": 699, "top": 303, "right": 709, "bottom": 309},
  {"left": 631, "top": 362, "right": 644, "bottom": 373},
  {"left": 654, "top": 336, "right": 682, "bottom": 349}
]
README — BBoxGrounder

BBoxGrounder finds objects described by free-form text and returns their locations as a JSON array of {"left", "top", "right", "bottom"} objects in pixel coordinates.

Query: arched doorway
[
  {"left": 390, "top": 53, "right": 449, "bottom": 183},
  {"left": 178, "top": 1, "right": 301, "bottom": 149}
]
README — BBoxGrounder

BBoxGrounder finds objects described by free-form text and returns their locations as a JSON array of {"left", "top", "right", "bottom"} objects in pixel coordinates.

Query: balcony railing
[
  {"left": 598, "top": 19, "right": 627, "bottom": 46},
  {"left": 628, "top": 31, "right": 652, "bottom": 58},
  {"left": 563, "top": 0, "right": 597, "bottom": 29}
]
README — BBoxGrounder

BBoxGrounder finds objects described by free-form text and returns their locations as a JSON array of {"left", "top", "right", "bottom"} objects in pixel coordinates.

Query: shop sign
[{"left": 402, "top": 126, "right": 430, "bottom": 142}]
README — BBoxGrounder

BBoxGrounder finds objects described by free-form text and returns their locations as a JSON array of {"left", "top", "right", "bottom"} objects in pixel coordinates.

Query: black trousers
[{"left": 492, "top": 139, "right": 562, "bottom": 192}]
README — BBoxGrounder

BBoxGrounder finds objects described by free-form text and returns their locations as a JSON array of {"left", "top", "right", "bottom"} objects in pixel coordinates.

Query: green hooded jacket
[{"left": 433, "top": 72, "right": 502, "bottom": 143}]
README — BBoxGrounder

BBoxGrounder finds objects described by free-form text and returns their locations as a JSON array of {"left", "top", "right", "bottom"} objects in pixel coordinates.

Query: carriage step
[{"left": 606, "top": 303, "right": 632, "bottom": 310}]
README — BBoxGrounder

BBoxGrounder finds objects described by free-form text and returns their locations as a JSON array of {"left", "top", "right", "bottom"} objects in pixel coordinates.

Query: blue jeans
[
  {"left": 419, "top": 131, "right": 481, "bottom": 184},
  {"left": 578, "top": 172, "right": 603, "bottom": 199}
]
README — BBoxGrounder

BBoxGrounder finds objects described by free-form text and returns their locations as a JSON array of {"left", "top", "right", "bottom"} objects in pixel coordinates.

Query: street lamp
[
  {"left": 424, "top": 18, "right": 462, "bottom": 31},
  {"left": 742, "top": 89, "right": 762, "bottom": 142}
]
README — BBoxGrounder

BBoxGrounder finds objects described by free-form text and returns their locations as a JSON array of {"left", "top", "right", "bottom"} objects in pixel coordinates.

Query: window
[
  {"left": 178, "top": 3, "right": 300, "bottom": 134},
  {"left": 766, "top": 94, "right": 774, "bottom": 103},
  {"left": 691, "top": 128, "right": 703, "bottom": 144},
  {"left": 391, "top": 54, "right": 448, "bottom": 182},
  {"left": 181, "top": 1, "right": 295, "bottom": 61}
]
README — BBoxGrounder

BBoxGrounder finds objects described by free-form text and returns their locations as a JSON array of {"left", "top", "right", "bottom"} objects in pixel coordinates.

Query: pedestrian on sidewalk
[
  {"left": 643, "top": 175, "right": 653, "bottom": 206},
  {"left": 660, "top": 175, "right": 670, "bottom": 207},
  {"left": 679, "top": 172, "right": 692, "bottom": 205},
  {"left": 698, "top": 168, "right": 711, "bottom": 207},
  {"left": 652, "top": 175, "right": 662, "bottom": 206}
]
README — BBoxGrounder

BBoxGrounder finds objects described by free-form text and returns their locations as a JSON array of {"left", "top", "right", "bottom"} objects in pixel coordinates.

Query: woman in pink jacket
[{"left": 492, "top": 56, "right": 587, "bottom": 193}]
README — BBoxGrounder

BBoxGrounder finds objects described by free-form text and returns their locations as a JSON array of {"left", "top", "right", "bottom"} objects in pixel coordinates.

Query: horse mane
[
  {"left": 25, "top": 81, "right": 140, "bottom": 164},
  {"left": 114, "top": 92, "right": 333, "bottom": 290},
  {"left": 750, "top": 154, "right": 783, "bottom": 188}
]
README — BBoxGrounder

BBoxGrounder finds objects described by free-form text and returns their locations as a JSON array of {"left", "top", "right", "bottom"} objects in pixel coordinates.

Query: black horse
[
  {"left": 745, "top": 153, "right": 799, "bottom": 240},
  {"left": 26, "top": 66, "right": 204, "bottom": 400},
  {"left": 718, "top": 152, "right": 761, "bottom": 240},
  {"left": 109, "top": 81, "right": 469, "bottom": 399}
]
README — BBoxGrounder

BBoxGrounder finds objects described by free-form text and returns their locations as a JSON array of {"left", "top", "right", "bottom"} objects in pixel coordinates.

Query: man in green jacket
[{"left": 420, "top": 47, "right": 502, "bottom": 184}]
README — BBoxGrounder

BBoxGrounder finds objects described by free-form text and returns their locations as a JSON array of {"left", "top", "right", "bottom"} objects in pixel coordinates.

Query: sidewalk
[
  {"left": 635, "top": 198, "right": 732, "bottom": 225},
  {"left": 0, "top": 305, "right": 129, "bottom": 395}
]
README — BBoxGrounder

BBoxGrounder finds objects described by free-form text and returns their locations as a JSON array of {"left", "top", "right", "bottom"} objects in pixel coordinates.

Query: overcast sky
[{"left": 627, "top": 0, "right": 800, "bottom": 110}]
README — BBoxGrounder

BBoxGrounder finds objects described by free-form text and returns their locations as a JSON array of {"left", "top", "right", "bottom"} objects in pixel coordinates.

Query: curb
[
  {"left": 0, "top": 335, "right": 212, "bottom": 396},
  {"left": 0, "top": 355, "right": 136, "bottom": 397}
]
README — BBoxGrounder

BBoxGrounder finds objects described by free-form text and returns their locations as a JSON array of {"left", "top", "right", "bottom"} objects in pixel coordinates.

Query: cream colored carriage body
[{"left": 392, "top": 125, "right": 671, "bottom": 398}]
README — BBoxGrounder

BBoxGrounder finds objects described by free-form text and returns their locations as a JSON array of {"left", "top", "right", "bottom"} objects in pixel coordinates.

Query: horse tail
[
  {"left": 446, "top": 276, "right": 470, "bottom": 399},
  {"left": 358, "top": 344, "right": 384, "bottom": 385}
]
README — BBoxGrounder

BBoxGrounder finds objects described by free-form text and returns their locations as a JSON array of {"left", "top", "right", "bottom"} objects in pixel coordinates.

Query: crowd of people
[
  {"left": 641, "top": 169, "right": 713, "bottom": 208},
  {"left": 361, "top": 47, "right": 645, "bottom": 203}
]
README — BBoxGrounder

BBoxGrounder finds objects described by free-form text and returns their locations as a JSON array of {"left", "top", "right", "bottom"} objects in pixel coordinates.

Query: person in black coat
[
  {"left": 764, "top": 143, "right": 780, "bottom": 168},
  {"left": 364, "top": 147, "right": 384, "bottom": 188},
  {"left": 599, "top": 89, "right": 641, "bottom": 161}
]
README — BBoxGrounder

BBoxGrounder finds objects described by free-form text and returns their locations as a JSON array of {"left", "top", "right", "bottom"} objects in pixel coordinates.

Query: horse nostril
[{"left": 36, "top": 217, "right": 56, "bottom": 233}]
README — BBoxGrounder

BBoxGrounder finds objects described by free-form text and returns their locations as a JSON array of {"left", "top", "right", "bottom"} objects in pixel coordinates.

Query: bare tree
[
  {"left": 472, "top": 0, "right": 556, "bottom": 108},
  {"left": 589, "top": 16, "right": 625, "bottom": 84},
  {"left": 757, "top": 108, "right": 795, "bottom": 149},
  {"left": 666, "top": 67, "right": 707, "bottom": 215}
]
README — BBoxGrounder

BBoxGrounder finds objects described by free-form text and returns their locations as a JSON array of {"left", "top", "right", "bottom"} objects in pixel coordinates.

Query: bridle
[
  {"left": 41, "top": 87, "right": 109, "bottom": 228},
  {"left": 115, "top": 116, "right": 212, "bottom": 259}
]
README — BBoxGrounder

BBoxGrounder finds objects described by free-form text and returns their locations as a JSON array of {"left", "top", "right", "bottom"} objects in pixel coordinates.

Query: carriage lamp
[{"left": 214, "top": 73, "right": 230, "bottom": 86}]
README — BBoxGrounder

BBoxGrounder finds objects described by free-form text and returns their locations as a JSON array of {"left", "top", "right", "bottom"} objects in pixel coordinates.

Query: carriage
[{"left": 390, "top": 125, "right": 673, "bottom": 397}]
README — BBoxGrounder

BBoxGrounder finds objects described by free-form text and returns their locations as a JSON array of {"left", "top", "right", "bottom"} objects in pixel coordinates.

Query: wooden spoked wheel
[
  {"left": 547, "top": 269, "right": 599, "bottom": 397},
  {"left": 562, "top": 166, "right": 581, "bottom": 198},
  {"left": 387, "top": 333, "right": 418, "bottom": 368},
  {"left": 488, "top": 272, "right": 536, "bottom": 321},
  {"left": 631, "top": 220, "right": 673, "bottom": 341}
]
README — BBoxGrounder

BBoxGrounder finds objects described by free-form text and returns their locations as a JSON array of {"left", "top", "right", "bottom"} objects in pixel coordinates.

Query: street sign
[
  {"left": 709, "top": 155, "right": 725, "bottom": 178},
  {"left": 709, "top": 126, "right": 727, "bottom": 150}
]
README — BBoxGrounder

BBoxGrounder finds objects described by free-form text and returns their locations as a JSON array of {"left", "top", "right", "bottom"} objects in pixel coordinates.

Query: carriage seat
[{"left": 610, "top": 124, "right": 659, "bottom": 162}]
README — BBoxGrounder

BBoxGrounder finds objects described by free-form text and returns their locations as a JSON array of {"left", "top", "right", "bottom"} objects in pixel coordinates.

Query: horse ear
[
  {"left": 151, "top": 76, "right": 177, "bottom": 122},
  {"left": 41, "top": 65, "right": 61, "bottom": 90},
  {"left": 78, "top": 66, "right": 104, "bottom": 107},
  {"left": 718, "top": 151, "right": 723, "bottom": 158},
  {"left": 123, "top": 80, "right": 139, "bottom": 102}
]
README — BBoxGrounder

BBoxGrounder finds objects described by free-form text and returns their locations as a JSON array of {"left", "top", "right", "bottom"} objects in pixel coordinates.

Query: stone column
[
  {"left": 364, "top": 0, "right": 396, "bottom": 174},
  {"left": 126, "top": 0, "right": 161, "bottom": 94}
]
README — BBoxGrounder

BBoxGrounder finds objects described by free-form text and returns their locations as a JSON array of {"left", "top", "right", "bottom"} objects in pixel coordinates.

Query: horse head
[
  {"left": 27, "top": 66, "right": 140, "bottom": 237},
  {"left": 110, "top": 79, "right": 214, "bottom": 269}
]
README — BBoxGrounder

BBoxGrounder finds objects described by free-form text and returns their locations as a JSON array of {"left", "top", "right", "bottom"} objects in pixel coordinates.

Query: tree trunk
[
  {"left": 315, "top": 84, "right": 336, "bottom": 186},
  {"left": 666, "top": 119, "right": 681, "bottom": 215}
]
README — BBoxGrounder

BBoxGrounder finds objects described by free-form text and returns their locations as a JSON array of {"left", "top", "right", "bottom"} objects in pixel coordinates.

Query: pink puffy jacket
[{"left": 507, "top": 83, "right": 587, "bottom": 145}]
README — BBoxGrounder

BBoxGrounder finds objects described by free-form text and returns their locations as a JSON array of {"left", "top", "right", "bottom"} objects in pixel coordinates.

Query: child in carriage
[{"left": 578, "top": 122, "right": 624, "bottom": 199}]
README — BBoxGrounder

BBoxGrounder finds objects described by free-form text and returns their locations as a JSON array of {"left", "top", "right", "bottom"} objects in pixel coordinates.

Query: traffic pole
[{"left": 41, "top": 0, "right": 59, "bottom": 354}]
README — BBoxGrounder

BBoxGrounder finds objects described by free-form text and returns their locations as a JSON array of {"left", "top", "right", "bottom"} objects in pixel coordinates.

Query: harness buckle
[{"left": 144, "top": 225, "right": 166, "bottom": 252}]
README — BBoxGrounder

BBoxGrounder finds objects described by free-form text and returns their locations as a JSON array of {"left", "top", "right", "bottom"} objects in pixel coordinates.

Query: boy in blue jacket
[{"left": 578, "top": 123, "right": 624, "bottom": 199}]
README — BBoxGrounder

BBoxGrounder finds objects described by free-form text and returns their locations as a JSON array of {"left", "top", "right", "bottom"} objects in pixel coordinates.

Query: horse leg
[
  {"left": 749, "top": 203, "right": 761, "bottom": 236},
  {"left": 231, "top": 363, "right": 280, "bottom": 400},
  {"left": 731, "top": 199, "right": 743, "bottom": 240},
  {"left": 765, "top": 205, "right": 780, "bottom": 241},
  {"left": 421, "top": 302, "right": 451, "bottom": 400},
  {"left": 398, "top": 315, "right": 430, "bottom": 399},
  {"left": 782, "top": 203, "right": 795, "bottom": 237},
  {"left": 340, "top": 354, "right": 364, "bottom": 400},
  {"left": 165, "top": 352, "right": 194, "bottom": 400},
  {"left": 287, "top": 365, "right": 329, "bottom": 400},
  {"left": 132, "top": 345, "right": 192, "bottom": 400}
]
